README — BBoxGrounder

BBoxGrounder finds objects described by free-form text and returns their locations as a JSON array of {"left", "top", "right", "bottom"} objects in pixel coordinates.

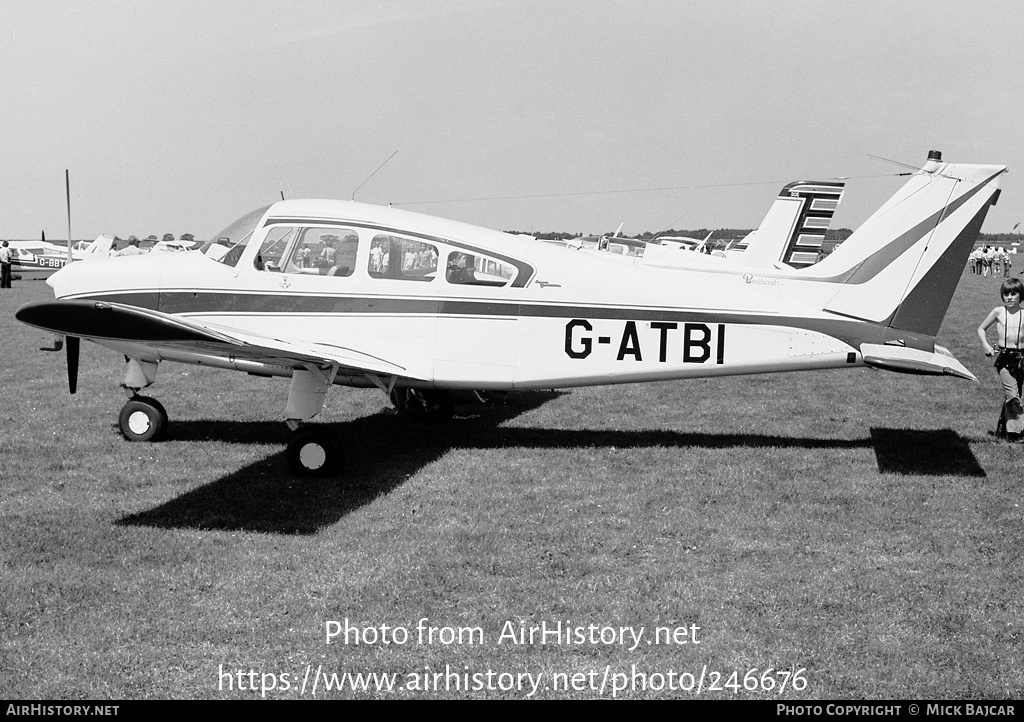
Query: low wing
[{"left": 15, "top": 299, "right": 416, "bottom": 378}]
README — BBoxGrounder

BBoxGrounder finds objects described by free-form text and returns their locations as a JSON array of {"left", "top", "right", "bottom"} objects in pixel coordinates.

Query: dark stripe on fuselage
[{"left": 67, "top": 288, "right": 904, "bottom": 352}]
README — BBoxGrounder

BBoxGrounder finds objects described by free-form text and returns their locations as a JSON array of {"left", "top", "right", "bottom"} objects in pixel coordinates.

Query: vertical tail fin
[
  {"left": 743, "top": 181, "right": 846, "bottom": 268},
  {"left": 819, "top": 152, "right": 1006, "bottom": 337}
]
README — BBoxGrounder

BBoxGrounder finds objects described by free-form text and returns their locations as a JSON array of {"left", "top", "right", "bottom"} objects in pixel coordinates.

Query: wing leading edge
[{"left": 14, "top": 299, "right": 414, "bottom": 378}]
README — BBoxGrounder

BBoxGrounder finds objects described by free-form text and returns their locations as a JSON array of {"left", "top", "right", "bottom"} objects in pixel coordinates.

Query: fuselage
[
  {"left": 43, "top": 199, "right": 889, "bottom": 391},
  {"left": 8, "top": 241, "right": 71, "bottom": 274}
]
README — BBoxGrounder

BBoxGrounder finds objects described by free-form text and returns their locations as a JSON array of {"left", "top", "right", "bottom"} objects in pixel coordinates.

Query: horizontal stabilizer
[{"left": 860, "top": 343, "right": 976, "bottom": 381}]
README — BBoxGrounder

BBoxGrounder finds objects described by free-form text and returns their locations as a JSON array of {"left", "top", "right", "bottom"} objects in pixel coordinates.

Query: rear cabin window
[
  {"left": 368, "top": 234, "right": 438, "bottom": 282},
  {"left": 445, "top": 251, "right": 516, "bottom": 287}
]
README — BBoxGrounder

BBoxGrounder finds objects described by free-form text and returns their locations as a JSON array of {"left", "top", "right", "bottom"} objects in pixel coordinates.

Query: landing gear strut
[
  {"left": 118, "top": 396, "right": 169, "bottom": 442},
  {"left": 389, "top": 389, "right": 455, "bottom": 420}
]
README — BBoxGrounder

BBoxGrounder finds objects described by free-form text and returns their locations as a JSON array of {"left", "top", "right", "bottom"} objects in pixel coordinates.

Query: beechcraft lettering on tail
[{"left": 16, "top": 150, "right": 1007, "bottom": 478}]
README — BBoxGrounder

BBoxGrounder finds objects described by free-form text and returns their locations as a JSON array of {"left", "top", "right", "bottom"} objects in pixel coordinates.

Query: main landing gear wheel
[
  {"left": 118, "top": 396, "right": 169, "bottom": 442},
  {"left": 286, "top": 426, "right": 344, "bottom": 477}
]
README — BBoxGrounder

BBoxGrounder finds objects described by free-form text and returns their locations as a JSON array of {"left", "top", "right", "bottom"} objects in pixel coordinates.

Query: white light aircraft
[
  {"left": 9, "top": 234, "right": 114, "bottom": 274},
  {"left": 15, "top": 150, "right": 1006, "bottom": 476},
  {"left": 569, "top": 177, "right": 846, "bottom": 268},
  {"left": 650, "top": 233, "right": 712, "bottom": 252},
  {"left": 641, "top": 179, "right": 846, "bottom": 271},
  {"left": 149, "top": 239, "right": 200, "bottom": 254}
]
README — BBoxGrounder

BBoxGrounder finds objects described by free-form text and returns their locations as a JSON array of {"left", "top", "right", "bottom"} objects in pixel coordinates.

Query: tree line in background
[{"left": 115, "top": 232, "right": 195, "bottom": 245}]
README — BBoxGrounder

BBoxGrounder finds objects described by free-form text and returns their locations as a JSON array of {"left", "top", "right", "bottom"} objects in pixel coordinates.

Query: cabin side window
[
  {"left": 208, "top": 235, "right": 250, "bottom": 267},
  {"left": 368, "top": 234, "right": 438, "bottom": 282},
  {"left": 445, "top": 251, "right": 516, "bottom": 287},
  {"left": 269, "top": 227, "right": 361, "bottom": 277},
  {"left": 253, "top": 227, "right": 297, "bottom": 271}
]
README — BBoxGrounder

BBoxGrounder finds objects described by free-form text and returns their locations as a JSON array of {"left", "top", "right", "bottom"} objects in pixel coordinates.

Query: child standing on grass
[{"left": 978, "top": 277, "right": 1024, "bottom": 440}]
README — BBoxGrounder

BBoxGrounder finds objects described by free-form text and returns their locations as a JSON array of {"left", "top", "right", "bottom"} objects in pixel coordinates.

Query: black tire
[
  {"left": 118, "top": 396, "right": 168, "bottom": 442},
  {"left": 286, "top": 427, "right": 344, "bottom": 477}
]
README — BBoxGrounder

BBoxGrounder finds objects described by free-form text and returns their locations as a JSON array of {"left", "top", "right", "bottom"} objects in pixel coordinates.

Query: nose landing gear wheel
[
  {"left": 118, "top": 396, "right": 169, "bottom": 442},
  {"left": 287, "top": 427, "right": 344, "bottom": 477}
]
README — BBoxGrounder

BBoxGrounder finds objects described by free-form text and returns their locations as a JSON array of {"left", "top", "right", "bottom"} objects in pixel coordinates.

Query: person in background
[
  {"left": 978, "top": 277, "right": 1024, "bottom": 440},
  {"left": 115, "top": 238, "right": 145, "bottom": 256},
  {"left": 0, "top": 241, "right": 13, "bottom": 288}
]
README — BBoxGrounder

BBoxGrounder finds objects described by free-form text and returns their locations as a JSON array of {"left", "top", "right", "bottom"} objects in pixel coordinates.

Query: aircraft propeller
[{"left": 67, "top": 336, "right": 80, "bottom": 394}]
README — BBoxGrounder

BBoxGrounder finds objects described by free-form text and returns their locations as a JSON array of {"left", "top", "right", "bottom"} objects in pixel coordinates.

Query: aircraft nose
[
  {"left": 46, "top": 260, "right": 82, "bottom": 298},
  {"left": 47, "top": 253, "right": 170, "bottom": 300}
]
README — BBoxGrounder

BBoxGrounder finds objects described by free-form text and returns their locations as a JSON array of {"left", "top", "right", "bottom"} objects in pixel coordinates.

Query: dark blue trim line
[{"left": 66, "top": 289, "right": 902, "bottom": 352}]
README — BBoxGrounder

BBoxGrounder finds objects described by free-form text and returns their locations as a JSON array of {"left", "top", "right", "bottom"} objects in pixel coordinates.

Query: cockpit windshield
[{"left": 200, "top": 204, "right": 271, "bottom": 267}]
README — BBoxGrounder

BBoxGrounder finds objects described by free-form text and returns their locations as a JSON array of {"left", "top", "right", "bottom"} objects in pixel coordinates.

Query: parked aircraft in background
[
  {"left": 71, "top": 236, "right": 116, "bottom": 258},
  {"left": 149, "top": 240, "right": 200, "bottom": 254},
  {"left": 649, "top": 232, "right": 713, "bottom": 253},
  {"left": 641, "top": 180, "right": 846, "bottom": 272},
  {"left": 557, "top": 179, "right": 845, "bottom": 269},
  {"left": 16, "top": 150, "right": 1005, "bottom": 478},
  {"left": 9, "top": 234, "right": 115, "bottom": 274}
]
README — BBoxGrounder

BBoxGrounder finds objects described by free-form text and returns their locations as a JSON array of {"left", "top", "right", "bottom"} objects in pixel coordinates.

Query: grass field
[{"left": 1, "top": 271, "right": 1021, "bottom": 699}]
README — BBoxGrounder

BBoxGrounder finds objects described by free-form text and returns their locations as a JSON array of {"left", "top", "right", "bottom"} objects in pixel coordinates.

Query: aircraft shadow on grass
[{"left": 117, "top": 392, "right": 986, "bottom": 535}]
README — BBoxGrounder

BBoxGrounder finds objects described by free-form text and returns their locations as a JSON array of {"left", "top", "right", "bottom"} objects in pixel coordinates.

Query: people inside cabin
[
  {"left": 319, "top": 235, "right": 338, "bottom": 267},
  {"left": 978, "top": 277, "right": 1024, "bottom": 440},
  {"left": 369, "top": 241, "right": 384, "bottom": 273},
  {"left": 446, "top": 253, "right": 476, "bottom": 284},
  {"left": 331, "top": 233, "right": 358, "bottom": 276},
  {"left": 299, "top": 245, "right": 311, "bottom": 268}
]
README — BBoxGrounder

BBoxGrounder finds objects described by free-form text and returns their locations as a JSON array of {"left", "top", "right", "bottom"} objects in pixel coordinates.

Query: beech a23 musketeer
[{"left": 16, "top": 151, "right": 1007, "bottom": 476}]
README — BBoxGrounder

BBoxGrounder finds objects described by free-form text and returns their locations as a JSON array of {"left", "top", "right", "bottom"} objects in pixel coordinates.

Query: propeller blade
[
  {"left": 66, "top": 336, "right": 80, "bottom": 394},
  {"left": 66, "top": 169, "right": 73, "bottom": 264}
]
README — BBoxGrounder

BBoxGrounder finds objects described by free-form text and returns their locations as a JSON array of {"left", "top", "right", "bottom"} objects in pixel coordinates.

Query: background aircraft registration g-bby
[{"left": 16, "top": 151, "right": 1007, "bottom": 476}]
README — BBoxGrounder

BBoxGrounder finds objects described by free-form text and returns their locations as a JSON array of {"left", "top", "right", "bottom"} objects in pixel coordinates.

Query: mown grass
[{"left": 1, "top": 272, "right": 1021, "bottom": 699}]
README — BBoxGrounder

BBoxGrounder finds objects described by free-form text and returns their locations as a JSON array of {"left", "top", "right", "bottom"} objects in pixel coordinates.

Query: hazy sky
[{"left": 2, "top": 0, "right": 1021, "bottom": 240}]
